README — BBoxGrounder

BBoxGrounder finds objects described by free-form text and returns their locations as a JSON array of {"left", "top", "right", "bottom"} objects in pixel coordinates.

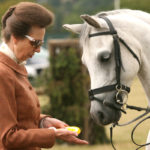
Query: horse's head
[{"left": 63, "top": 13, "right": 140, "bottom": 125}]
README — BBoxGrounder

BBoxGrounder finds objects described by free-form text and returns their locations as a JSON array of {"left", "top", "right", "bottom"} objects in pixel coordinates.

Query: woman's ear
[{"left": 11, "top": 35, "right": 18, "bottom": 44}]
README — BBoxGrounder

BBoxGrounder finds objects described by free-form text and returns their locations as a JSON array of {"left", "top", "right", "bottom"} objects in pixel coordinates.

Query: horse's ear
[
  {"left": 80, "top": 14, "right": 107, "bottom": 29},
  {"left": 63, "top": 24, "right": 82, "bottom": 34}
]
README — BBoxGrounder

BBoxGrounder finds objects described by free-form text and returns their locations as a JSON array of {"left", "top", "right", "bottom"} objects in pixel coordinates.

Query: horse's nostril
[
  {"left": 98, "top": 111, "right": 104, "bottom": 120},
  {"left": 98, "top": 111, "right": 111, "bottom": 125}
]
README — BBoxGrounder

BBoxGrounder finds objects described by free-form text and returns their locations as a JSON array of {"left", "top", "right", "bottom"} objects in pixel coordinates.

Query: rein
[
  {"left": 110, "top": 106, "right": 150, "bottom": 150},
  {"left": 88, "top": 15, "right": 150, "bottom": 149}
]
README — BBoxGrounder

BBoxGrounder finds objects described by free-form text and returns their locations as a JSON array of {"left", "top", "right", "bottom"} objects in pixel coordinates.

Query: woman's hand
[
  {"left": 54, "top": 128, "right": 88, "bottom": 145},
  {"left": 43, "top": 117, "right": 89, "bottom": 145},
  {"left": 42, "top": 117, "right": 68, "bottom": 128}
]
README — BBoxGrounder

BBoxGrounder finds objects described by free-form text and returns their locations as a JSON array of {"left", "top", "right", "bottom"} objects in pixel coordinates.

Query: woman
[{"left": 0, "top": 2, "right": 88, "bottom": 150}]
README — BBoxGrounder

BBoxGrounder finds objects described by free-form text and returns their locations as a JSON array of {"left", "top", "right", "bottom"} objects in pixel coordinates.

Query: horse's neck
[
  {"left": 138, "top": 58, "right": 150, "bottom": 106},
  {"left": 137, "top": 32, "right": 150, "bottom": 105},
  {"left": 123, "top": 11, "right": 150, "bottom": 105},
  {"left": 114, "top": 11, "right": 150, "bottom": 105},
  {"left": 133, "top": 14, "right": 150, "bottom": 105}
]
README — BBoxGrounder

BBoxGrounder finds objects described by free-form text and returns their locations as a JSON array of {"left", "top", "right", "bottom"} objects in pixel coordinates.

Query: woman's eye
[{"left": 100, "top": 51, "right": 111, "bottom": 62}]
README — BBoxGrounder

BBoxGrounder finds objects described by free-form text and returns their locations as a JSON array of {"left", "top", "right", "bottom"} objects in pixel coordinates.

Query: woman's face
[{"left": 12, "top": 26, "right": 45, "bottom": 62}]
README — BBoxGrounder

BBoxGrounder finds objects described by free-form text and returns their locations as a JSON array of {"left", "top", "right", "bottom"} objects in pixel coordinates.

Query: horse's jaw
[{"left": 90, "top": 100, "right": 121, "bottom": 125}]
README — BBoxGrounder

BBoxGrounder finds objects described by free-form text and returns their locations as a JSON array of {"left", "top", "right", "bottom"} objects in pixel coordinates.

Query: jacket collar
[
  {"left": 0, "top": 42, "right": 26, "bottom": 65},
  {"left": 0, "top": 52, "right": 27, "bottom": 76}
]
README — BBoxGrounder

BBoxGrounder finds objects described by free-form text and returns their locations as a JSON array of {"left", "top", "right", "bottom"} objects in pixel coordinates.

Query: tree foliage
[
  {"left": 1, "top": 0, "right": 150, "bottom": 38},
  {"left": 45, "top": 0, "right": 114, "bottom": 36},
  {"left": 48, "top": 48, "right": 86, "bottom": 122},
  {"left": 121, "top": 0, "right": 150, "bottom": 13},
  {"left": 42, "top": 46, "right": 109, "bottom": 144}
]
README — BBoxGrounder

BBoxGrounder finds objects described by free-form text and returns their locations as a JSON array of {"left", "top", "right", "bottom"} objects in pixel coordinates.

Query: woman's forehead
[{"left": 29, "top": 26, "right": 45, "bottom": 38}]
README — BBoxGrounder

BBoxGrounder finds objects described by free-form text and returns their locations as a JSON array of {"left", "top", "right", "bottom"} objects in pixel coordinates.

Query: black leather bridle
[
  {"left": 87, "top": 15, "right": 150, "bottom": 150},
  {"left": 88, "top": 16, "right": 140, "bottom": 113}
]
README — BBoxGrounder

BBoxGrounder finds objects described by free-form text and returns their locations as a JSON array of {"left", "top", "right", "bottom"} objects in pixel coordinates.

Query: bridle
[
  {"left": 88, "top": 15, "right": 150, "bottom": 150},
  {"left": 88, "top": 15, "right": 140, "bottom": 113}
]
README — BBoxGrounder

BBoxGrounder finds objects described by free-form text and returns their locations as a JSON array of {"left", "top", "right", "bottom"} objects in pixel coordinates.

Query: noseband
[{"left": 88, "top": 16, "right": 150, "bottom": 150}]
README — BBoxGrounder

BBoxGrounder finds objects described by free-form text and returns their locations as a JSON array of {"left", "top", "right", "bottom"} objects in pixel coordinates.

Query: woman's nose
[{"left": 34, "top": 47, "right": 41, "bottom": 53}]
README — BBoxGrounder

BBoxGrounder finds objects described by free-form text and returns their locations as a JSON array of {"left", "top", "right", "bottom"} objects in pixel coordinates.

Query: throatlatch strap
[{"left": 119, "top": 37, "right": 140, "bottom": 66}]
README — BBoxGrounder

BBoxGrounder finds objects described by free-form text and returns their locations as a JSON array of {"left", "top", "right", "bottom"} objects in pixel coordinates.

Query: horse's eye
[{"left": 100, "top": 51, "right": 111, "bottom": 62}]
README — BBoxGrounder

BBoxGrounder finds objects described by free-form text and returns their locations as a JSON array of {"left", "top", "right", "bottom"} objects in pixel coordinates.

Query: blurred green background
[
  {"left": 1, "top": 0, "right": 150, "bottom": 45},
  {"left": 1, "top": 0, "right": 150, "bottom": 149}
]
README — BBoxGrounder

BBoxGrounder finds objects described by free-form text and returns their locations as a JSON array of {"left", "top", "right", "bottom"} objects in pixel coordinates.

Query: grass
[{"left": 40, "top": 77, "right": 150, "bottom": 150}]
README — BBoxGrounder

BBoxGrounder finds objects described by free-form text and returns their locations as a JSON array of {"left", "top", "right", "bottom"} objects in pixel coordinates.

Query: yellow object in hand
[{"left": 66, "top": 126, "right": 81, "bottom": 134}]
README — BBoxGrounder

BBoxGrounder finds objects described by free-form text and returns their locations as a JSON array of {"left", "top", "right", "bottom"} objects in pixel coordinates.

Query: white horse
[{"left": 63, "top": 9, "right": 150, "bottom": 149}]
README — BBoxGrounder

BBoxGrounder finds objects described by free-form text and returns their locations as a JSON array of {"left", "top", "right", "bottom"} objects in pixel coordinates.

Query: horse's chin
[{"left": 90, "top": 101, "right": 121, "bottom": 126}]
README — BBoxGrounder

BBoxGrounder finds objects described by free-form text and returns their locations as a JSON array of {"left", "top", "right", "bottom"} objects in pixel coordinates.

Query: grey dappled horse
[
  {"left": 63, "top": 9, "right": 150, "bottom": 125},
  {"left": 63, "top": 9, "right": 150, "bottom": 150}
]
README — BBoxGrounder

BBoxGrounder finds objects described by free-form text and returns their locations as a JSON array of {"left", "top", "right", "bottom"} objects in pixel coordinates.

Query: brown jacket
[{"left": 0, "top": 52, "right": 55, "bottom": 150}]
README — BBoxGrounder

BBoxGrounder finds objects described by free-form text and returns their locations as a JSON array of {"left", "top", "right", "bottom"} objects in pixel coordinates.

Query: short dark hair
[{"left": 1, "top": 2, "right": 54, "bottom": 42}]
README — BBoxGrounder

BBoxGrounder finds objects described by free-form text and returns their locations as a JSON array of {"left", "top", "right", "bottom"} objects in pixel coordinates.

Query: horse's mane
[{"left": 96, "top": 9, "right": 150, "bottom": 25}]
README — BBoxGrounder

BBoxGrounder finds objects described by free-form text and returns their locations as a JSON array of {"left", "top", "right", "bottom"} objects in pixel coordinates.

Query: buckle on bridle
[{"left": 115, "top": 85, "right": 128, "bottom": 107}]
